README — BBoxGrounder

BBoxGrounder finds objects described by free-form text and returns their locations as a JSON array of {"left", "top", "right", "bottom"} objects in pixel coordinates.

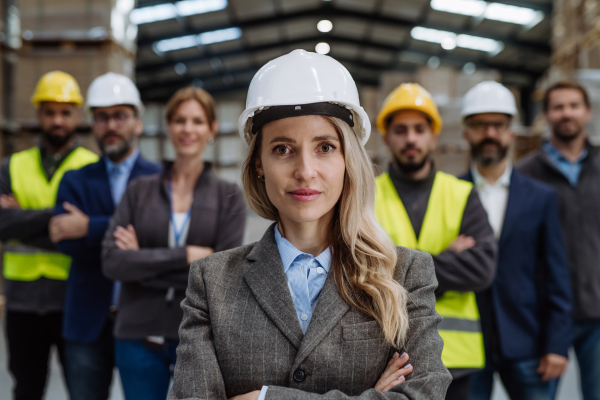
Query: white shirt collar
[{"left": 471, "top": 162, "right": 512, "bottom": 189}]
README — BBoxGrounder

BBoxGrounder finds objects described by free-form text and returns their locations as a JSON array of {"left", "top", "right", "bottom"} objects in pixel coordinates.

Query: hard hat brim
[{"left": 239, "top": 101, "right": 371, "bottom": 146}]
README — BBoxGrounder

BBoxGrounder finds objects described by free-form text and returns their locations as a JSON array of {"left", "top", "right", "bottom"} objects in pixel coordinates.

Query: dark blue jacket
[
  {"left": 461, "top": 168, "right": 572, "bottom": 359},
  {"left": 55, "top": 155, "right": 161, "bottom": 343}
]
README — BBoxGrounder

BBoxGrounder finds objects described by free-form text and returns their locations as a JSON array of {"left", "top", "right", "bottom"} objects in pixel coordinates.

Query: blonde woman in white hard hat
[{"left": 168, "top": 49, "right": 451, "bottom": 400}]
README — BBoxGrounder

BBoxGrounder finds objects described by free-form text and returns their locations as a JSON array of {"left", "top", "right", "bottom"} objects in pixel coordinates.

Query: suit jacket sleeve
[
  {"left": 102, "top": 181, "right": 188, "bottom": 282},
  {"left": 54, "top": 171, "right": 111, "bottom": 259},
  {"left": 540, "top": 190, "right": 572, "bottom": 357},
  {"left": 263, "top": 251, "right": 452, "bottom": 400},
  {"left": 432, "top": 189, "right": 497, "bottom": 293},
  {"left": 0, "top": 157, "right": 54, "bottom": 249},
  {"left": 213, "top": 184, "right": 246, "bottom": 252},
  {"left": 169, "top": 258, "right": 229, "bottom": 400}
]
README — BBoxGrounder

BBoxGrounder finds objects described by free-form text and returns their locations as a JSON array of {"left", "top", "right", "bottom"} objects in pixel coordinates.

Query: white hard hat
[
  {"left": 238, "top": 49, "right": 371, "bottom": 145},
  {"left": 461, "top": 81, "right": 517, "bottom": 119},
  {"left": 86, "top": 72, "right": 144, "bottom": 115}
]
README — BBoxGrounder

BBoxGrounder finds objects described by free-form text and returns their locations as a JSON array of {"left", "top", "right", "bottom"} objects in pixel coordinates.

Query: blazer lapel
[
  {"left": 94, "top": 158, "right": 116, "bottom": 212},
  {"left": 243, "top": 225, "right": 304, "bottom": 348},
  {"left": 128, "top": 153, "right": 146, "bottom": 182},
  {"left": 499, "top": 170, "right": 528, "bottom": 246},
  {"left": 292, "top": 270, "right": 350, "bottom": 370}
]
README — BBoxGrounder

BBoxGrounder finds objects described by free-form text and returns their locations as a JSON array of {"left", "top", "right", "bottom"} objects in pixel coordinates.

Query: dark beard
[
  {"left": 394, "top": 154, "right": 429, "bottom": 174},
  {"left": 553, "top": 120, "right": 583, "bottom": 143},
  {"left": 470, "top": 138, "right": 508, "bottom": 167},
  {"left": 97, "top": 136, "right": 132, "bottom": 161},
  {"left": 44, "top": 131, "right": 74, "bottom": 148}
]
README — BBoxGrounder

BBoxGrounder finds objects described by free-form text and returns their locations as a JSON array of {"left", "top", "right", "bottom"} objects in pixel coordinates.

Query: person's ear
[
  {"left": 210, "top": 120, "right": 219, "bottom": 139},
  {"left": 430, "top": 132, "right": 439, "bottom": 148},
  {"left": 134, "top": 118, "right": 143, "bottom": 137},
  {"left": 255, "top": 158, "right": 263, "bottom": 176},
  {"left": 382, "top": 132, "right": 389, "bottom": 146}
]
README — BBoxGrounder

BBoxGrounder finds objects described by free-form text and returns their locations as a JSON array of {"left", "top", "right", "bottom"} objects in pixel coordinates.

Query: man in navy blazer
[
  {"left": 460, "top": 82, "right": 572, "bottom": 400},
  {"left": 49, "top": 73, "right": 162, "bottom": 400}
]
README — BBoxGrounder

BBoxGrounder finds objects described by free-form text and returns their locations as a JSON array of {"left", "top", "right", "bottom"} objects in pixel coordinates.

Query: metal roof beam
[
  {"left": 136, "top": 33, "right": 546, "bottom": 79},
  {"left": 135, "top": 3, "right": 550, "bottom": 54}
]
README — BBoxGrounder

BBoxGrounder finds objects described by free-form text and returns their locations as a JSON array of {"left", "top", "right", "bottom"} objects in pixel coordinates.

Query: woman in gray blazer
[
  {"left": 102, "top": 87, "right": 246, "bottom": 400},
  {"left": 169, "top": 50, "right": 451, "bottom": 400}
]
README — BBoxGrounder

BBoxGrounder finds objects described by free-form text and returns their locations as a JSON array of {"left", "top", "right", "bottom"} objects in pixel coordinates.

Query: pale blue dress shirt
[
  {"left": 104, "top": 148, "right": 139, "bottom": 205},
  {"left": 104, "top": 148, "right": 139, "bottom": 306},
  {"left": 258, "top": 225, "right": 332, "bottom": 399},
  {"left": 543, "top": 141, "right": 587, "bottom": 186}
]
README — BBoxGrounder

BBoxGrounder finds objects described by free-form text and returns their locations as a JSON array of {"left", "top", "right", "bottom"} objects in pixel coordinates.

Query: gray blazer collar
[
  {"left": 244, "top": 224, "right": 304, "bottom": 348},
  {"left": 244, "top": 223, "right": 350, "bottom": 357}
]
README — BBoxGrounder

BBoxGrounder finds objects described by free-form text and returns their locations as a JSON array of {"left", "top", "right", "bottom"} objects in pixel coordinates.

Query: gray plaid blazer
[{"left": 169, "top": 225, "right": 451, "bottom": 399}]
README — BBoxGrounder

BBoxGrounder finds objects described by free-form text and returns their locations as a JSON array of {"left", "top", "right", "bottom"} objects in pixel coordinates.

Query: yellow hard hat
[
  {"left": 31, "top": 71, "right": 84, "bottom": 108},
  {"left": 376, "top": 83, "right": 443, "bottom": 135}
]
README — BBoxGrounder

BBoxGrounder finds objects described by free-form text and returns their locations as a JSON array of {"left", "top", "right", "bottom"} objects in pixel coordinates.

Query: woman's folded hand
[{"left": 374, "top": 351, "right": 413, "bottom": 392}]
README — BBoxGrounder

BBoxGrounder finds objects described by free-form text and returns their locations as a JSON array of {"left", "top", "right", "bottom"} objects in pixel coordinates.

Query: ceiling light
[
  {"left": 430, "top": 0, "right": 544, "bottom": 27},
  {"left": 154, "top": 35, "right": 197, "bottom": 52},
  {"left": 153, "top": 27, "right": 241, "bottom": 53},
  {"left": 427, "top": 56, "right": 440, "bottom": 69},
  {"left": 411, "top": 27, "right": 503, "bottom": 54},
  {"left": 484, "top": 3, "right": 543, "bottom": 26},
  {"left": 177, "top": 0, "right": 227, "bottom": 17},
  {"left": 463, "top": 62, "right": 476, "bottom": 75},
  {"left": 431, "top": 0, "right": 486, "bottom": 17},
  {"left": 130, "top": 0, "right": 227, "bottom": 25},
  {"left": 441, "top": 37, "right": 457, "bottom": 50},
  {"left": 315, "top": 42, "right": 330, "bottom": 54},
  {"left": 198, "top": 27, "right": 241, "bottom": 44},
  {"left": 317, "top": 20, "right": 333, "bottom": 33},
  {"left": 174, "top": 62, "right": 187, "bottom": 75},
  {"left": 130, "top": 3, "right": 176, "bottom": 24},
  {"left": 456, "top": 34, "right": 503, "bottom": 53}
]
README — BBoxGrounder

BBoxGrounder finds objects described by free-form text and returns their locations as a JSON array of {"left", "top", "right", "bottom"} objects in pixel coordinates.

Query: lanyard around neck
[{"left": 168, "top": 172, "right": 192, "bottom": 247}]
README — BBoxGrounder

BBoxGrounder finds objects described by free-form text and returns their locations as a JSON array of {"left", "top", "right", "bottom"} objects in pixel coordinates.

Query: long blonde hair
[{"left": 242, "top": 115, "right": 410, "bottom": 348}]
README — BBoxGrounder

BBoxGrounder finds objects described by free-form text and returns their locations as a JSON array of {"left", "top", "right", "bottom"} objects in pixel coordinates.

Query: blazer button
[{"left": 293, "top": 368, "right": 306, "bottom": 382}]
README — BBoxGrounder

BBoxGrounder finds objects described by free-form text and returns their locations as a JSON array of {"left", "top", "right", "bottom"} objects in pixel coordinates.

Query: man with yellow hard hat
[
  {"left": 0, "top": 71, "right": 98, "bottom": 400},
  {"left": 374, "top": 83, "right": 497, "bottom": 400}
]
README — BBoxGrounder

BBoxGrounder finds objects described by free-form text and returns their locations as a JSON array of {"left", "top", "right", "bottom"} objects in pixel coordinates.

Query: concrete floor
[{"left": 0, "top": 215, "right": 583, "bottom": 399}]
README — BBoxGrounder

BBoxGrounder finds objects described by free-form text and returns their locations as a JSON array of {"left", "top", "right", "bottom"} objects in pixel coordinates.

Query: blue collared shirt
[
  {"left": 543, "top": 141, "right": 587, "bottom": 186},
  {"left": 104, "top": 148, "right": 139, "bottom": 205},
  {"left": 274, "top": 224, "right": 332, "bottom": 334},
  {"left": 104, "top": 148, "right": 139, "bottom": 307}
]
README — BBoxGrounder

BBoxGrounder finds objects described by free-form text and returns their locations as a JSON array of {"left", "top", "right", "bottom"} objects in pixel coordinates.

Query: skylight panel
[
  {"left": 130, "top": 0, "right": 227, "bottom": 25},
  {"left": 153, "top": 27, "right": 242, "bottom": 53},
  {"left": 430, "top": 0, "right": 544, "bottom": 27},
  {"left": 410, "top": 27, "right": 503, "bottom": 54}
]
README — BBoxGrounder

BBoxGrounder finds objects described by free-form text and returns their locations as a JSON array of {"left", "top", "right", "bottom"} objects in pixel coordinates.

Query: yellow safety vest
[
  {"left": 375, "top": 171, "right": 485, "bottom": 369},
  {"left": 3, "top": 146, "right": 99, "bottom": 281}
]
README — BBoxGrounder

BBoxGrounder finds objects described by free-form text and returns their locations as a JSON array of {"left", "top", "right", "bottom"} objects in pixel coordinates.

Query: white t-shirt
[
  {"left": 471, "top": 163, "right": 512, "bottom": 239},
  {"left": 168, "top": 212, "right": 191, "bottom": 248}
]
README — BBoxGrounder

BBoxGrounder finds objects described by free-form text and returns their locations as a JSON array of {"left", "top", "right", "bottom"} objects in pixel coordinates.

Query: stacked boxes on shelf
[
  {"left": 4, "top": 0, "right": 137, "bottom": 155},
  {"left": 553, "top": 0, "right": 600, "bottom": 72}
]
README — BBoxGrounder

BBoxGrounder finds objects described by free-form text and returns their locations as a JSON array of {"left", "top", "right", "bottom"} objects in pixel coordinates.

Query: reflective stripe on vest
[
  {"left": 375, "top": 171, "right": 485, "bottom": 369},
  {"left": 3, "top": 146, "right": 99, "bottom": 281}
]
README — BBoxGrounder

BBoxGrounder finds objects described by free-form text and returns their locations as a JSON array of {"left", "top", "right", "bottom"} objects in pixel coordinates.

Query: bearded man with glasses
[
  {"left": 460, "top": 81, "right": 572, "bottom": 400},
  {"left": 49, "top": 72, "right": 161, "bottom": 400}
]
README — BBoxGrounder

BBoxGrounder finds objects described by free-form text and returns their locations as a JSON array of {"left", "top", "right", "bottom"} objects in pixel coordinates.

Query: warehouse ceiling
[{"left": 134, "top": 0, "right": 553, "bottom": 102}]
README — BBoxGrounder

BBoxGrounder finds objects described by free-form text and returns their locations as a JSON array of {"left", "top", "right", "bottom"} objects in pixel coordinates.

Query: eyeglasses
[
  {"left": 465, "top": 120, "right": 510, "bottom": 133},
  {"left": 93, "top": 111, "right": 134, "bottom": 126}
]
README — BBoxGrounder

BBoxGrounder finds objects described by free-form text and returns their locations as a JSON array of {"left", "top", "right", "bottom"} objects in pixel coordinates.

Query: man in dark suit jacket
[
  {"left": 49, "top": 73, "right": 162, "bottom": 400},
  {"left": 460, "top": 82, "right": 572, "bottom": 400}
]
